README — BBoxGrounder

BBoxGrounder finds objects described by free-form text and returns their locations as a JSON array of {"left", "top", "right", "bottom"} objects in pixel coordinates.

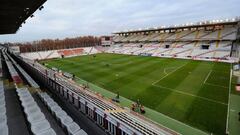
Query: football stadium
[{"left": 0, "top": 0, "right": 240, "bottom": 135}]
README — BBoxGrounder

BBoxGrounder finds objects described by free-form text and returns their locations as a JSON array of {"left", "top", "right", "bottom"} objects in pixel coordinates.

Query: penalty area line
[
  {"left": 152, "top": 62, "right": 188, "bottom": 85},
  {"left": 203, "top": 70, "right": 212, "bottom": 84},
  {"left": 153, "top": 84, "right": 227, "bottom": 105}
]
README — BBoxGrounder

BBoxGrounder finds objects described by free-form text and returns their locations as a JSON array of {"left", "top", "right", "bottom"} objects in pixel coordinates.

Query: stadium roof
[
  {"left": 0, "top": 0, "right": 46, "bottom": 34},
  {"left": 114, "top": 17, "right": 240, "bottom": 34}
]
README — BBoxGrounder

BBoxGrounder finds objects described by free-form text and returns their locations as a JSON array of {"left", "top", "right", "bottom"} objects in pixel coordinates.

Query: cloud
[{"left": 0, "top": 0, "right": 239, "bottom": 42}]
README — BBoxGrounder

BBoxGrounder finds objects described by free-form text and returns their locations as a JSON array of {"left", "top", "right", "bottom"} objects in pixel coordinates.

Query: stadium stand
[
  {"left": 106, "top": 18, "right": 240, "bottom": 63},
  {"left": 20, "top": 47, "right": 99, "bottom": 60},
  {"left": 0, "top": 54, "right": 2, "bottom": 77},
  {"left": 1, "top": 49, "right": 58, "bottom": 135},
  {"left": 2, "top": 49, "right": 90, "bottom": 135},
  {"left": 0, "top": 80, "right": 8, "bottom": 135},
  {"left": 0, "top": 1, "right": 181, "bottom": 134},
  {"left": 1, "top": 9, "right": 239, "bottom": 134},
  {"left": 10, "top": 47, "right": 179, "bottom": 135}
]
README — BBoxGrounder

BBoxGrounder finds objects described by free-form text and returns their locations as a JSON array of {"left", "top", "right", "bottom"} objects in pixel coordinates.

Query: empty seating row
[
  {"left": 21, "top": 51, "right": 61, "bottom": 60},
  {"left": 39, "top": 92, "right": 87, "bottom": 135},
  {"left": 19, "top": 47, "right": 100, "bottom": 61},
  {"left": 6, "top": 53, "right": 40, "bottom": 89},
  {"left": 5, "top": 52, "right": 87, "bottom": 135},
  {"left": 6, "top": 51, "right": 89, "bottom": 135},
  {"left": 2, "top": 51, "right": 23, "bottom": 84},
  {"left": 0, "top": 54, "right": 2, "bottom": 77},
  {"left": 55, "top": 77, "right": 116, "bottom": 111},
  {"left": 16, "top": 88, "right": 56, "bottom": 135},
  {"left": 58, "top": 48, "right": 84, "bottom": 57},
  {"left": 114, "top": 26, "right": 237, "bottom": 42},
  {"left": 0, "top": 81, "right": 8, "bottom": 135},
  {"left": 106, "top": 40, "right": 234, "bottom": 62}
]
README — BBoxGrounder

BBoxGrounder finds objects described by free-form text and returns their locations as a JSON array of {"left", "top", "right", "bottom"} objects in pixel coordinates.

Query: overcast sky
[{"left": 0, "top": 0, "right": 239, "bottom": 43}]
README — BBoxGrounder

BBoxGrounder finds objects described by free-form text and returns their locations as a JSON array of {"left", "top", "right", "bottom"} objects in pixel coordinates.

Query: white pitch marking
[
  {"left": 204, "top": 70, "right": 212, "bottom": 84},
  {"left": 153, "top": 84, "right": 227, "bottom": 105},
  {"left": 163, "top": 67, "right": 178, "bottom": 75},
  {"left": 204, "top": 82, "right": 228, "bottom": 89},
  {"left": 203, "top": 70, "right": 228, "bottom": 88},
  {"left": 152, "top": 62, "right": 188, "bottom": 85}
]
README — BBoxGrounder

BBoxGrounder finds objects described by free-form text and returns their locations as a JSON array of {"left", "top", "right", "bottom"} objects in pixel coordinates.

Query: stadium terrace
[
  {"left": 3, "top": 17, "right": 238, "bottom": 135},
  {"left": 108, "top": 18, "right": 240, "bottom": 63},
  {"left": 114, "top": 17, "right": 240, "bottom": 34},
  {"left": 0, "top": 1, "right": 240, "bottom": 135}
]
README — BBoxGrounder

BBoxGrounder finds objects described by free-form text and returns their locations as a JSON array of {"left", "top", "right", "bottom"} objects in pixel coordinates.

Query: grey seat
[
  {"left": 0, "top": 94, "right": 4, "bottom": 99},
  {"left": 0, "top": 89, "right": 4, "bottom": 93},
  {"left": 46, "top": 101, "right": 58, "bottom": 109},
  {"left": 16, "top": 88, "right": 28, "bottom": 93},
  {"left": 44, "top": 98, "right": 54, "bottom": 105},
  {"left": 31, "top": 120, "right": 51, "bottom": 135},
  {"left": 50, "top": 105, "right": 62, "bottom": 115},
  {"left": 42, "top": 94, "right": 51, "bottom": 100},
  {"left": 17, "top": 89, "right": 30, "bottom": 96},
  {"left": 41, "top": 93, "right": 50, "bottom": 99},
  {"left": 39, "top": 93, "right": 48, "bottom": 101},
  {"left": 0, "top": 99, "right": 5, "bottom": 108},
  {"left": 47, "top": 101, "right": 57, "bottom": 106},
  {"left": 18, "top": 91, "right": 31, "bottom": 97},
  {"left": 0, "top": 106, "right": 6, "bottom": 115},
  {"left": 27, "top": 112, "right": 46, "bottom": 124},
  {"left": 22, "top": 101, "right": 37, "bottom": 109},
  {"left": 60, "top": 115, "right": 73, "bottom": 128},
  {"left": 20, "top": 95, "right": 34, "bottom": 103},
  {"left": 0, "top": 91, "right": 4, "bottom": 96},
  {"left": 37, "top": 128, "right": 56, "bottom": 135},
  {"left": 74, "top": 130, "right": 88, "bottom": 135},
  {"left": 0, "top": 124, "right": 8, "bottom": 135},
  {"left": 55, "top": 110, "right": 67, "bottom": 121},
  {"left": 66, "top": 122, "right": 81, "bottom": 135},
  {"left": 0, "top": 114, "right": 7, "bottom": 125},
  {"left": 24, "top": 105, "right": 41, "bottom": 115}
]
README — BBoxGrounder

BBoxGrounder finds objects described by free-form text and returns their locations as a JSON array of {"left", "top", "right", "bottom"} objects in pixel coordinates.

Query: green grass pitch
[{"left": 41, "top": 53, "right": 231, "bottom": 135}]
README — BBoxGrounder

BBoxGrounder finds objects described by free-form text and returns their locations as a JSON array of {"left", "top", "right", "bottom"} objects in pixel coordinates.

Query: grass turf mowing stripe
[
  {"left": 152, "top": 61, "right": 189, "bottom": 85},
  {"left": 153, "top": 84, "right": 227, "bottom": 105},
  {"left": 75, "top": 77, "right": 209, "bottom": 135},
  {"left": 42, "top": 53, "right": 230, "bottom": 135}
]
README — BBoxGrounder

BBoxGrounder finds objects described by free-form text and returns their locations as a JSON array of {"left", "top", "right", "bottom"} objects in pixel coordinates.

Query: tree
[{"left": 15, "top": 36, "right": 101, "bottom": 53}]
